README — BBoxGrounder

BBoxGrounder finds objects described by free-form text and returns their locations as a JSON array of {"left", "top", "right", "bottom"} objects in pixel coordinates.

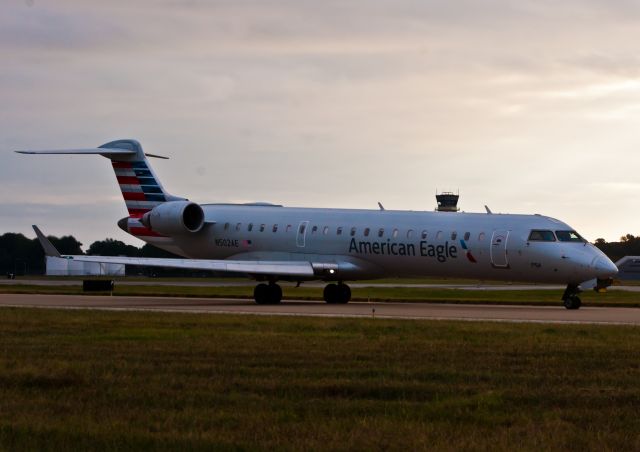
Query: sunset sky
[{"left": 2, "top": 0, "right": 640, "bottom": 248}]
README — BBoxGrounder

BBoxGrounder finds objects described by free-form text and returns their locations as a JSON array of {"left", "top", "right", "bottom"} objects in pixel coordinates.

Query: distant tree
[
  {"left": 620, "top": 234, "right": 637, "bottom": 243},
  {"left": 594, "top": 238, "right": 607, "bottom": 245},
  {"left": 49, "top": 235, "right": 83, "bottom": 255},
  {"left": 0, "top": 233, "right": 45, "bottom": 275},
  {"left": 87, "top": 238, "right": 139, "bottom": 257},
  {"left": 139, "top": 243, "right": 181, "bottom": 258}
]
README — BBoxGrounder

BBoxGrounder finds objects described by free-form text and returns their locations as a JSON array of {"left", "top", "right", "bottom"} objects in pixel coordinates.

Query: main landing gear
[
  {"left": 323, "top": 283, "right": 351, "bottom": 304},
  {"left": 562, "top": 284, "right": 582, "bottom": 310},
  {"left": 251, "top": 282, "right": 352, "bottom": 305},
  {"left": 254, "top": 283, "right": 282, "bottom": 305}
]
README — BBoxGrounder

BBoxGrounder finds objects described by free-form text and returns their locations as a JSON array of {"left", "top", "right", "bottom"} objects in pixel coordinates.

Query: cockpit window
[
  {"left": 555, "top": 230, "right": 585, "bottom": 243},
  {"left": 528, "top": 230, "right": 556, "bottom": 241}
]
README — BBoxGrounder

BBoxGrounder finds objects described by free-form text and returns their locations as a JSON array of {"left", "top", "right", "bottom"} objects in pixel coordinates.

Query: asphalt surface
[
  {"left": 2, "top": 293, "right": 640, "bottom": 325},
  {"left": 3, "top": 278, "right": 640, "bottom": 291}
]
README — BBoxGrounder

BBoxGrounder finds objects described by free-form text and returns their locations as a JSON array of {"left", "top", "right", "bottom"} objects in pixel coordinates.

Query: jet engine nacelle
[{"left": 140, "top": 201, "right": 205, "bottom": 234}]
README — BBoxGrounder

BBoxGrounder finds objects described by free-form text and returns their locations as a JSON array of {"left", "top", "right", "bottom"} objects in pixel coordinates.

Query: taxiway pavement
[{"left": 2, "top": 293, "right": 640, "bottom": 325}]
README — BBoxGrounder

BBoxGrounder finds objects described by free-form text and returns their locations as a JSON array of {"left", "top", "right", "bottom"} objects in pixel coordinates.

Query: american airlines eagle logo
[{"left": 459, "top": 239, "right": 477, "bottom": 263}]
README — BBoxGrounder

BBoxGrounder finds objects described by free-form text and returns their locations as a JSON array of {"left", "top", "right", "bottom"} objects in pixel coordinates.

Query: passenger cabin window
[
  {"left": 272, "top": 224, "right": 278, "bottom": 233},
  {"left": 312, "top": 226, "right": 318, "bottom": 234},
  {"left": 464, "top": 232, "right": 470, "bottom": 241},
  {"left": 364, "top": 228, "right": 370, "bottom": 237},
  {"left": 299, "top": 224, "right": 306, "bottom": 234},
  {"left": 478, "top": 232, "right": 485, "bottom": 241},
  {"left": 224, "top": 223, "right": 229, "bottom": 231},
  {"left": 286, "top": 225, "right": 292, "bottom": 233},
  {"left": 392, "top": 229, "right": 399, "bottom": 238},
  {"left": 337, "top": 227, "right": 343, "bottom": 236},
  {"left": 259, "top": 224, "right": 265, "bottom": 232},
  {"left": 323, "top": 226, "right": 329, "bottom": 235},
  {"left": 378, "top": 228, "right": 384, "bottom": 238},
  {"left": 421, "top": 230, "right": 428, "bottom": 240},
  {"left": 451, "top": 231, "right": 457, "bottom": 240},
  {"left": 350, "top": 227, "right": 357, "bottom": 237},
  {"left": 436, "top": 231, "right": 443, "bottom": 240},
  {"left": 248, "top": 223, "right": 253, "bottom": 232},
  {"left": 528, "top": 230, "right": 556, "bottom": 242},
  {"left": 407, "top": 229, "right": 414, "bottom": 239},
  {"left": 236, "top": 223, "right": 242, "bottom": 231},
  {"left": 556, "top": 230, "right": 585, "bottom": 242}
]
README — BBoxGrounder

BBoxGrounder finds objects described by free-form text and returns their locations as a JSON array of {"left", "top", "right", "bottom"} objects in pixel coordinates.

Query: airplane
[{"left": 17, "top": 139, "right": 618, "bottom": 309}]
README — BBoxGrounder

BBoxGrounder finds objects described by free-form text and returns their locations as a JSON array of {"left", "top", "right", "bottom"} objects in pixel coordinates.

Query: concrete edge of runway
[{"left": 2, "top": 294, "right": 640, "bottom": 326}]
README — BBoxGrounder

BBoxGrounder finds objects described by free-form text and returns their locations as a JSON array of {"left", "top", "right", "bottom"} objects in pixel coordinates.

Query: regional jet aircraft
[{"left": 18, "top": 139, "right": 618, "bottom": 309}]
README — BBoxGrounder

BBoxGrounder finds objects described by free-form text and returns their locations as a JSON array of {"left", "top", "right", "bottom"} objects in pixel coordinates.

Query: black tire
[
  {"left": 336, "top": 284, "right": 351, "bottom": 304},
  {"left": 572, "top": 296, "right": 582, "bottom": 310},
  {"left": 563, "top": 296, "right": 581, "bottom": 310},
  {"left": 267, "top": 283, "right": 282, "bottom": 304},
  {"left": 324, "top": 284, "right": 338, "bottom": 304},
  {"left": 254, "top": 283, "right": 270, "bottom": 305}
]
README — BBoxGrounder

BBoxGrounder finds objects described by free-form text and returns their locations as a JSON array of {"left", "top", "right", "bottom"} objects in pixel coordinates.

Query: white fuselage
[{"left": 141, "top": 204, "right": 616, "bottom": 285}]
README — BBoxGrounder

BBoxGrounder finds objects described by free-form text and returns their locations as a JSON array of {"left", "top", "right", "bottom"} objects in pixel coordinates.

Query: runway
[
  {"left": 2, "top": 293, "right": 640, "bottom": 325},
  {"left": 3, "top": 278, "right": 640, "bottom": 291}
]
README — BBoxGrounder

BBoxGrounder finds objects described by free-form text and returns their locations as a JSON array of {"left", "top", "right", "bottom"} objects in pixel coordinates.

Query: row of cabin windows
[{"left": 222, "top": 222, "right": 487, "bottom": 242}]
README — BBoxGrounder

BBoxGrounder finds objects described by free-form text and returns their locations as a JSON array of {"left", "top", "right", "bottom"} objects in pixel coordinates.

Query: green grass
[
  {"left": 1, "top": 308, "right": 640, "bottom": 450},
  {"left": 2, "top": 283, "right": 640, "bottom": 307}
]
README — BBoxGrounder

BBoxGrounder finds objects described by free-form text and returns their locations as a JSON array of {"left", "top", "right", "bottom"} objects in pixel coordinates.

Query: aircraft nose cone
[{"left": 593, "top": 257, "right": 618, "bottom": 278}]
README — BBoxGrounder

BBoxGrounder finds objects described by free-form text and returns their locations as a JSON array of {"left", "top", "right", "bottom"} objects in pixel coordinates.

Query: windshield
[
  {"left": 555, "top": 230, "right": 585, "bottom": 243},
  {"left": 528, "top": 230, "right": 556, "bottom": 241}
]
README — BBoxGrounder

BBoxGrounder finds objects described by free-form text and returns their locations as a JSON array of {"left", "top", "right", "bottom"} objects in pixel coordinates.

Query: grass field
[
  {"left": 1, "top": 308, "right": 640, "bottom": 450},
  {"left": 2, "top": 283, "right": 640, "bottom": 307}
]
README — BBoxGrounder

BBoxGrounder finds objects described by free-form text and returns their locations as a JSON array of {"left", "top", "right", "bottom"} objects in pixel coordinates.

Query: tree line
[
  {"left": 0, "top": 232, "right": 194, "bottom": 276},
  {"left": 0, "top": 231, "right": 636, "bottom": 276}
]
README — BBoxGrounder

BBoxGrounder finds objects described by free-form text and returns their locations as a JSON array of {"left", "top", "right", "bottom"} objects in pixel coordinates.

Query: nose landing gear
[{"left": 562, "top": 284, "right": 582, "bottom": 310}]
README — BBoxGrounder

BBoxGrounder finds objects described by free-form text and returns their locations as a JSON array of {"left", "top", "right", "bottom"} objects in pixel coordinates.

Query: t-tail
[{"left": 16, "top": 139, "right": 204, "bottom": 245}]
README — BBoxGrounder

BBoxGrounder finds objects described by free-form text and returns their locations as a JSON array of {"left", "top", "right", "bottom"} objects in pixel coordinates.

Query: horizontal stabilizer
[{"left": 16, "top": 148, "right": 135, "bottom": 156}]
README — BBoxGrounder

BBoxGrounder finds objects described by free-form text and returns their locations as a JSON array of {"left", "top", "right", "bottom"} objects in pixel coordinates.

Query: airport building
[
  {"left": 46, "top": 256, "right": 124, "bottom": 276},
  {"left": 614, "top": 256, "right": 640, "bottom": 280}
]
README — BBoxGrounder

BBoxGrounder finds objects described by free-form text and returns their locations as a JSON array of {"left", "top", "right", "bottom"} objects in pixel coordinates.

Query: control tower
[{"left": 435, "top": 191, "right": 460, "bottom": 212}]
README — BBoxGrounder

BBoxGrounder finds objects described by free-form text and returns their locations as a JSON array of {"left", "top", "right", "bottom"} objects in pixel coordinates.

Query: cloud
[{"left": 2, "top": 0, "right": 640, "bottom": 245}]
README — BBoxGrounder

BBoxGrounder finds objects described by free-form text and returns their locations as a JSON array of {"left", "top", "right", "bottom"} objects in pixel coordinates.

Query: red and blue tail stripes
[{"left": 112, "top": 160, "right": 167, "bottom": 237}]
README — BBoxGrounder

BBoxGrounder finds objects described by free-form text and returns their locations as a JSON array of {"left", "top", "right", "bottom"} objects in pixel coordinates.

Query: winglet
[{"left": 32, "top": 225, "right": 61, "bottom": 257}]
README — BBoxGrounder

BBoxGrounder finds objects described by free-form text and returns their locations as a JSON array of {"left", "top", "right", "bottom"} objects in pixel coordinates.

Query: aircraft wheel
[
  {"left": 268, "top": 283, "right": 282, "bottom": 304},
  {"left": 323, "top": 284, "right": 339, "bottom": 304},
  {"left": 254, "top": 283, "right": 270, "bottom": 305},
  {"left": 563, "top": 295, "right": 581, "bottom": 310},
  {"left": 254, "top": 283, "right": 282, "bottom": 305},
  {"left": 336, "top": 283, "right": 351, "bottom": 304}
]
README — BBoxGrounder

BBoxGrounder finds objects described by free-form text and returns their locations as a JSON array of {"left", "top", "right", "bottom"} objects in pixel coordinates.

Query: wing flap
[{"left": 64, "top": 254, "right": 315, "bottom": 277}]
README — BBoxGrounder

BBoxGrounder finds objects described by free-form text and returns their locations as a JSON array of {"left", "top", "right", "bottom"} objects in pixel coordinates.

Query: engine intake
[{"left": 140, "top": 201, "right": 204, "bottom": 234}]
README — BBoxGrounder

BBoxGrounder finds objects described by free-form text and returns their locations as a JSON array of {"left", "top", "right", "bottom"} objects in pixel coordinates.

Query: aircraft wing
[
  {"left": 58, "top": 254, "right": 315, "bottom": 277},
  {"left": 33, "top": 225, "right": 315, "bottom": 277}
]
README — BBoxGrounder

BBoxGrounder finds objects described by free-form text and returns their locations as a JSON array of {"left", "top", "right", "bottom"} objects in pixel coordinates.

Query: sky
[{"left": 2, "top": 0, "right": 640, "bottom": 249}]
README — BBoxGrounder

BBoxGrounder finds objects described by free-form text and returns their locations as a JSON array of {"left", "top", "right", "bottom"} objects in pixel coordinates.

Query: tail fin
[
  {"left": 98, "top": 140, "right": 183, "bottom": 218},
  {"left": 17, "top": 139, "right": 184, "bottom": 219}
]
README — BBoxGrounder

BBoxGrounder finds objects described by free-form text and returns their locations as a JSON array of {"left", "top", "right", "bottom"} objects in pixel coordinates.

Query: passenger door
[{"left": 490, "top": 230, "right": 510, "bottom": 268}]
